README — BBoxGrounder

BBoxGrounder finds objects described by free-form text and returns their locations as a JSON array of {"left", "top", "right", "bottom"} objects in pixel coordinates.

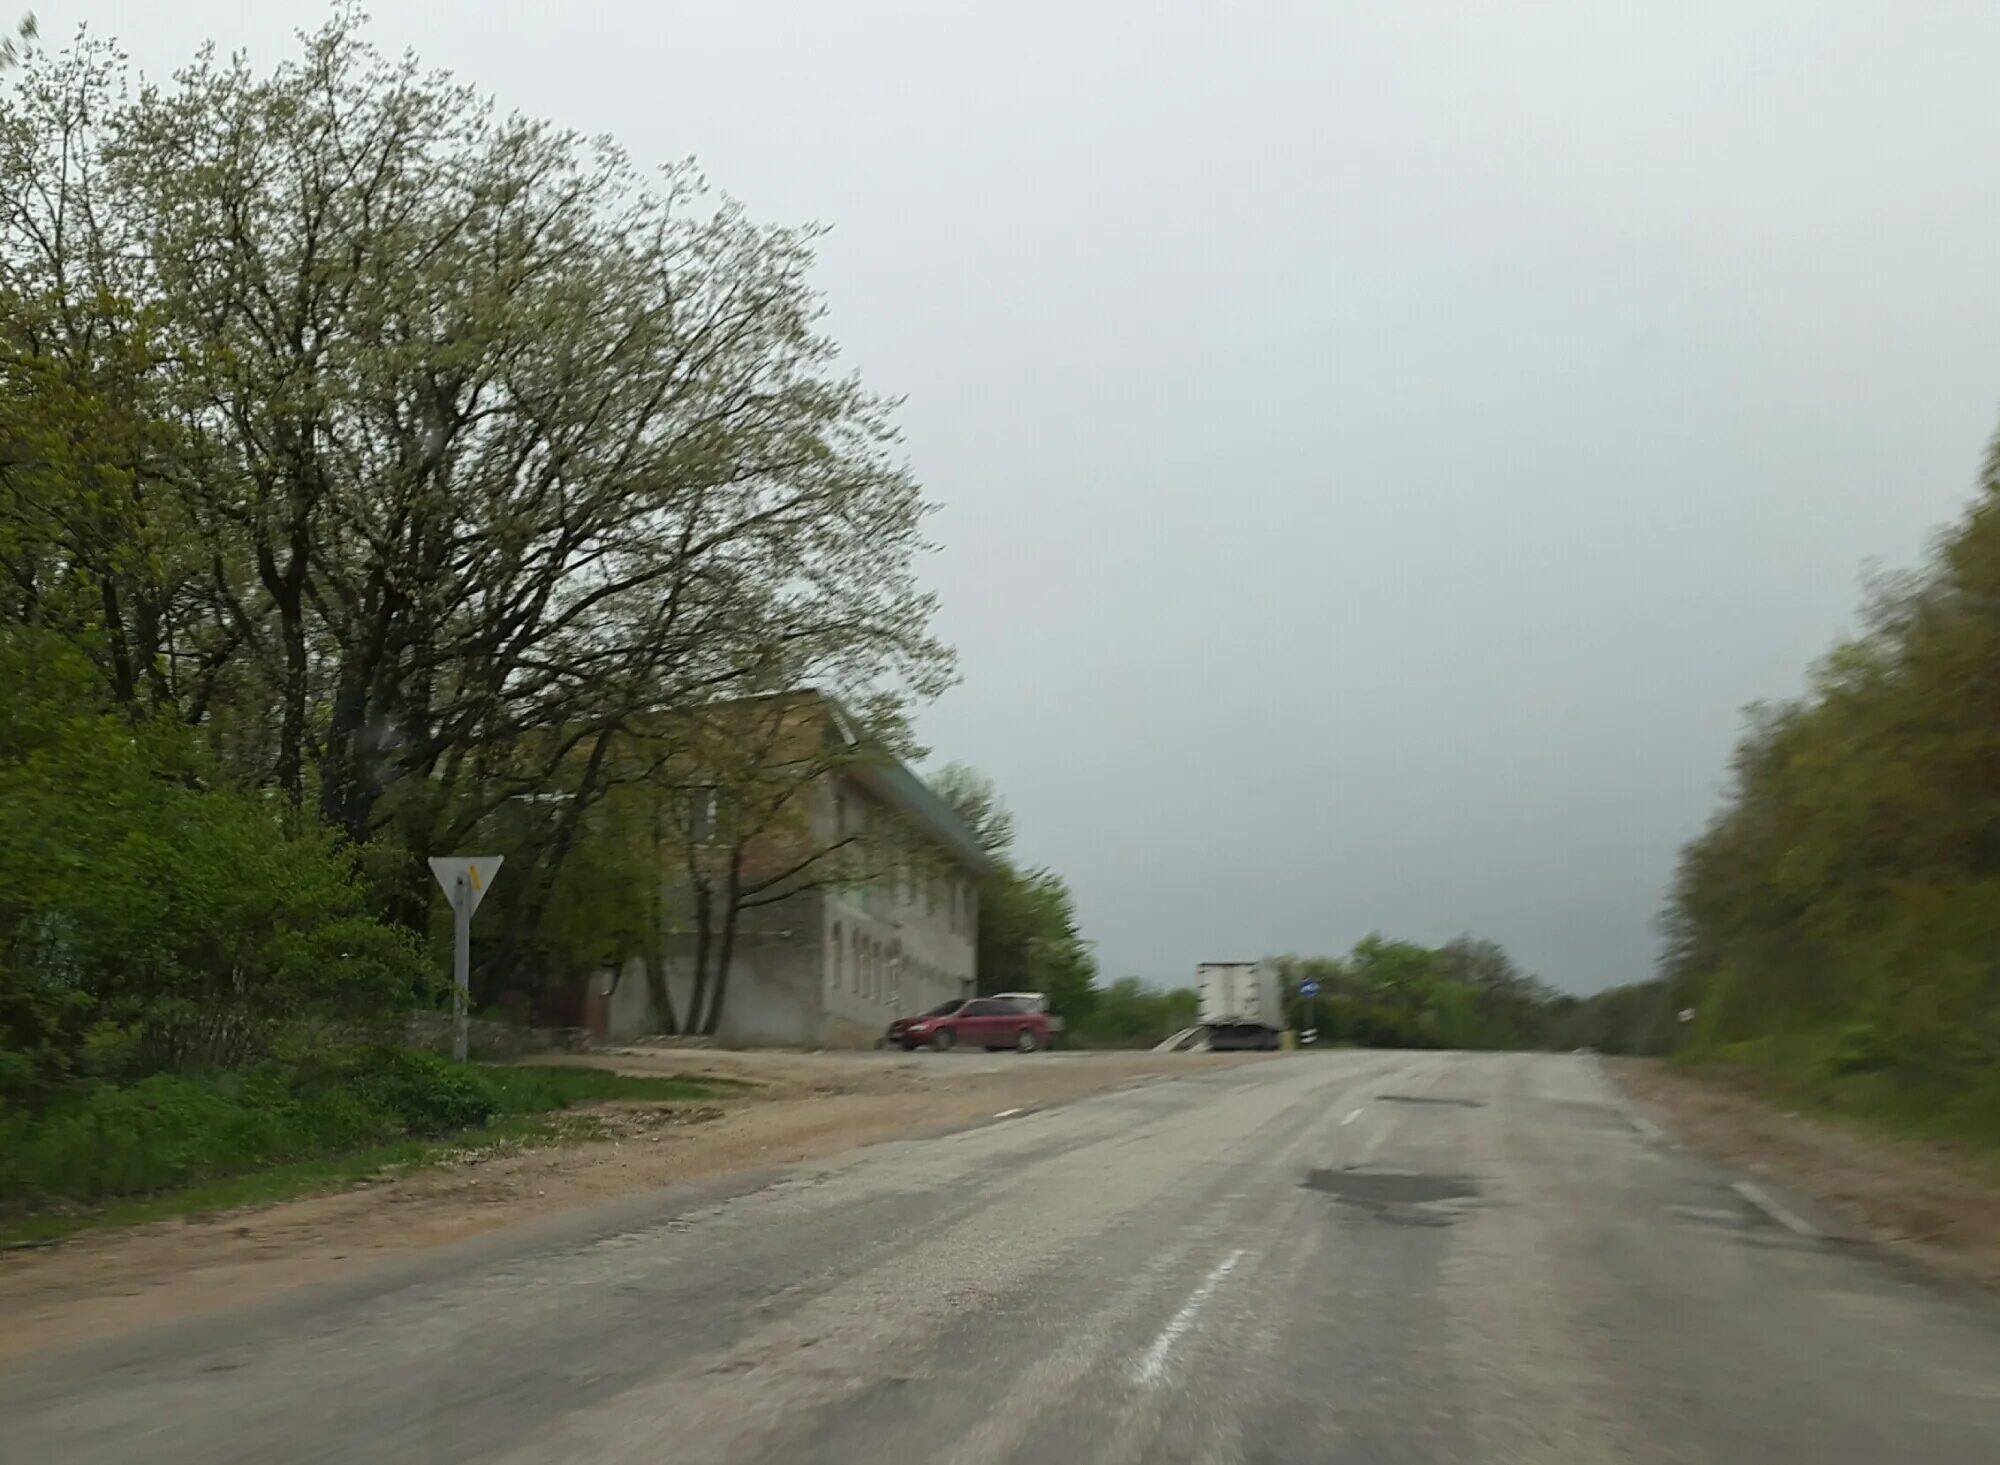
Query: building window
[
  {"left": 680, "top": 786, "right": 731, "bottom": 845},
  {"left": 830, "top": 923, "right": 843, "bottom": 991}
]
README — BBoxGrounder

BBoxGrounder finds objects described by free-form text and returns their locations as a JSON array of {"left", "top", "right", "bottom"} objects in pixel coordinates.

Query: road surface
[{"left": 5, "top": 1052, "right": 1998, "bottom": 1462}]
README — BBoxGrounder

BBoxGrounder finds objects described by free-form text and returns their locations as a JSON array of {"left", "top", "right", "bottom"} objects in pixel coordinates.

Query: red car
[{"left": 888, "top": 997, "right": 1049, "bottom": 1053}]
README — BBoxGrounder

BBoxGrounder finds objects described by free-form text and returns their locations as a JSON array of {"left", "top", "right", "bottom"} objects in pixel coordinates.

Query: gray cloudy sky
[{"left": 100, "top": 2, "right": 2000, "bottom": 991}]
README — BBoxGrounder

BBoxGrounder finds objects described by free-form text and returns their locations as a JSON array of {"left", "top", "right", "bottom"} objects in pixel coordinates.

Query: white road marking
[
  {"left": 1631, "top": 1117, "right": 1666, "bottom": 1143},
  {"left": 1340, "top": 1107, "right": 1365, "bottom": 1126},
  {"left": 992, "top": 1108, "right": 1024, "bottom": 1119},
  {"left": 1133, "top": 1249, "right": 1246, "bottom": 1384},
  {"left": 1733, "top": 1180, "right": 1821, "bottom": 1238}
]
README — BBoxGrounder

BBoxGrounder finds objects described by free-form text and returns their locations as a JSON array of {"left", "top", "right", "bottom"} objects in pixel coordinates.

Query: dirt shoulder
[
  {"left": 0, "top": 1049, "right": 1244, "bottom": 1360},
  {"left": 1611, "top": 1058, "right": 2000, "bottom": 1290}
]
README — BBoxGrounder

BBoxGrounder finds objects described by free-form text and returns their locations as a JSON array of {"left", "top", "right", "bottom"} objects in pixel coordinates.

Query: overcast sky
[{"left": 97, "top": 2, "right": 2000, "bottom": 991}]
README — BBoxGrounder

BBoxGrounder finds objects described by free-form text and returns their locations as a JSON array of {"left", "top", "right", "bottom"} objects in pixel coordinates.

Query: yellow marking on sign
[{"left": 467, "top": 863, "right": 484, "bottom": 893}]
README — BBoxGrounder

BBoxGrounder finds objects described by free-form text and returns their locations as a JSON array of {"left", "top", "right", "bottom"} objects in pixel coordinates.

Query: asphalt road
[{"left": 5, "top": 1052, "right": 1999, "bottom": 1463}]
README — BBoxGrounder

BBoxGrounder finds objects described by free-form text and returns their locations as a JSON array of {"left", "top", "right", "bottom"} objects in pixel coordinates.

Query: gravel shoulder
[
  {"left": 0, "top": 1049, "right": 1245, "bottom": 1360},
  {"left": 1610, "top": 1057, "right": 2000, "bottom": 1289}
]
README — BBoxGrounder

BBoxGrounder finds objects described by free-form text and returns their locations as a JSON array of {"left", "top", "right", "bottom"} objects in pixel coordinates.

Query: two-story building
[{"left": 587, "top": 692, "right": 990, "bottom": 1047}]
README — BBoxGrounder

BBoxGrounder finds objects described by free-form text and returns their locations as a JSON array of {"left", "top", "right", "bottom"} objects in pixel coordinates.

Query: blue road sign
[{"left": 1299, "top": 979, "right": 1320, "bottom": 997}]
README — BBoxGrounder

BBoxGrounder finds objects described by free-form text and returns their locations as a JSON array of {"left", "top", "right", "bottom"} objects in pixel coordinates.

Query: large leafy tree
[
  {"left": 0, "top": 15, "right": 950, "bottom": 962},
  {"left": 977, "top": 864, "right": 1099, "bottom": 1021},
  {"left": 1273, "top": 934, "right": 1562, "bottom": 1050},
  {"left": 926, "top": 762, "right": 1016, "bottom": 856},
  {"left": 1662, "top": 430, "right": 2000, "bottom": 1105},
  {"left": 0, "top": 13, "right": 30, "bottom": 70},
  {"left": 929, "top": 764, "right": 1098, "bottom": 1021},
  {"left": 0, "top": 630, "right": 423, "bottom": 1106}
]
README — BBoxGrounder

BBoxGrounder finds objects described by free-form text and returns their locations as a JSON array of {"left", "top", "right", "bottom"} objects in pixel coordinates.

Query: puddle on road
[{"left": 1303, "top": 1168, "right": 1481, "bottom": 1227}]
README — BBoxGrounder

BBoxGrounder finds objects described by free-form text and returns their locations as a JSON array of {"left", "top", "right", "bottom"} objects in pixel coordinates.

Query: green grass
[
  {"left": 0, "top": 1057, "right": 735, "bottom": 1247},
  {"left": 479, "top": 1064, "right": 744, "bottom": 1114},
  {"left": 0, "top": 1114, "right": 585, "bottom": 1248},
  {"left": 1676, "top": 1033, "right": 2000, "bottom": 1160}
]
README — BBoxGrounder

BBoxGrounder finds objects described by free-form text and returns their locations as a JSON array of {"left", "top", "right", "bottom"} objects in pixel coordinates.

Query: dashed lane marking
[{"left": 1133, "top": 1249, "right": 1247, "bottom": 1384}]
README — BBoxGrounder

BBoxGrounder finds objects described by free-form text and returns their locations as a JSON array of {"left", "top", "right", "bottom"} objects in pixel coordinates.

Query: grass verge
[
  {"left": 1, "top": 1060, "right": 736, "bottom": 1249},
  {"left": 480, "top": 1065, "right": 736, "bottom": 1113},
  {"left": 1674, "top": 1035, "right": 2000, "bottom": 1162},
  {"left": 0, "top": 1115, "right": 586, "bottom": 1249}
]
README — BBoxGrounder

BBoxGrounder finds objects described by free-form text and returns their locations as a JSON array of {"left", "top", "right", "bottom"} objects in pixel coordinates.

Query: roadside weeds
[{"left": 0, "top": 1066, "right": 737, "bottom": 1250}]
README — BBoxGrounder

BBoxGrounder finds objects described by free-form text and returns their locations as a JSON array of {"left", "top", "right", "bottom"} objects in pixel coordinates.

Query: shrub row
[{"left": 0, "top": 1047, "right": 498, "bottom": 1210}]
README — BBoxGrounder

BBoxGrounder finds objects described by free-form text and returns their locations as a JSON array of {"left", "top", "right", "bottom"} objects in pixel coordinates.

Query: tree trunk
[
  {"left": 700, "top": 906, "right": 741, "bottom": 1038},
  {"left": 258, "top": 534, "right": 311, "bottom": 810},
  {"left": 98, "top": 576, "right": 138, "bottom": 708},
  {"left": 641, "top": 944, "right": 678, "bottom": 1036},
  {"left": 686, "top": 880, "right": 713, "bottom": 1040},
  {"left": 319, "top": 632, "right": 380, "bottom": 842},
  {"left": 700, "top": 857, "right": 745, "bottom": 1037},
  {"left": 274, "top": 593, "right": 309, "bottom": 808},
  {"left": 644, "top": 808, "right": 680, "bottom": 1034}
]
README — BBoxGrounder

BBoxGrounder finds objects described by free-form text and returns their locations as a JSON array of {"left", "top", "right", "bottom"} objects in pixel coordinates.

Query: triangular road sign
[{"left": 428, "top": 855, "right": 503, "bottom": 916}]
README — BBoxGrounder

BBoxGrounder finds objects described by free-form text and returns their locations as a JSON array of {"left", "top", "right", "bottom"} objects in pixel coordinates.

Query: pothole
[
  {"left": 1303, "top": 1167, "right": 1482, "bottom": 1227},
  {"left": 1666, "top": 1204, "right": 1758, "bottom": 1229},
  {"left": 1376, "top": 1094, "right": 1485, "bottom": 1108}
]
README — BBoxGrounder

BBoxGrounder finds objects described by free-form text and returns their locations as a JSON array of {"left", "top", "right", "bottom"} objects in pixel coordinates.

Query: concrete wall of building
[
  {"left": 583, "top": 768, "right": 982, "bottom": 1049},
  {"left": 597, "top": 956, "right": 657, "bottom": 1042},
  {"left": 818, "top": 770, "right": 978, "bottom": 1046},
  {"left": 587, "top": 893, "right": 823, "bottom": 1047},
  {"left": 710, "top": 924, "right": 824, "bottom": 1047},
  {"left": 819, "top": 891, "right": 907, "bottom": 1045}
]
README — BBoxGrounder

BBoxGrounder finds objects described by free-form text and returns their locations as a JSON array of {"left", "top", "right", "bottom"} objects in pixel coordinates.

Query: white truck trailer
[{"left": 1197, "top": 961, "right": 1284, "bottom": 1051}]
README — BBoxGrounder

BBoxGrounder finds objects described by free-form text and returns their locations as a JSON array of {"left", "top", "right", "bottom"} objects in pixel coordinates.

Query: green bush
[
  {"left": 1659, "top": 463, "right": 2000, "bottom": 1151},
  {"left": 0, "top": 1051, "right": 732, "bottom": 1217},
  {"left": 1066, "top": 977, "right": 1199, "bottom": 1048},
  {"left": 0, "top": 632, "right": 428, "bottom": 1107},
  {"left": 331, "top": 1048, "right": 497, "bottom": 1134},
  {"left": 1826, "top": 1019, "right": 1896, "bottom": 1076},
  {"left": 1, "top": 1049, "right": 498, "bottom": 1209},
  {"left": 0, "top": 1072, "right": 403, "bottom": 1207},
  {"left": 275, "top": 1044, "right": 498, "bottom": 1132}
]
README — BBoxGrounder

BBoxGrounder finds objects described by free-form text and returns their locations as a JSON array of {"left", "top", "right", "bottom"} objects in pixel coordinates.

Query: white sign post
[{"left": 429, "top": 856, "right": 504, "bottom": 1061}]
